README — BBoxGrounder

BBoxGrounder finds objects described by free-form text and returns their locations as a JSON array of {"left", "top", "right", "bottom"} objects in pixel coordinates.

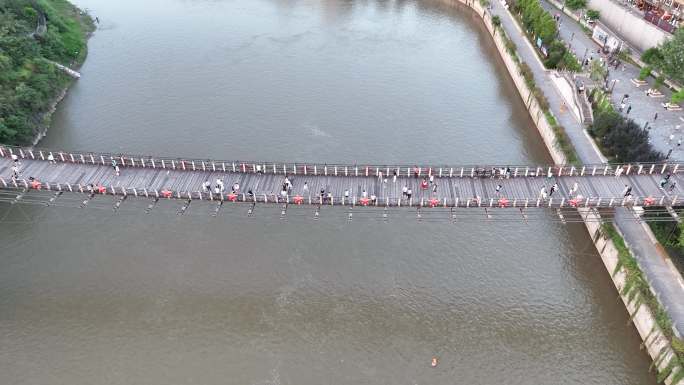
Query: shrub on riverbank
[{"left": 0, "top": 0, "right": 93, "bottom": 145}]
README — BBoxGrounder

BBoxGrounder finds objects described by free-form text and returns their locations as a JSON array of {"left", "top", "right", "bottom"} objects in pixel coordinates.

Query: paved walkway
[
  {"left": 540, "top": 1, "right": 684, "bottom": 160},
  {"left": 489, "top": 0, "right": 684, "bottom": 337}
]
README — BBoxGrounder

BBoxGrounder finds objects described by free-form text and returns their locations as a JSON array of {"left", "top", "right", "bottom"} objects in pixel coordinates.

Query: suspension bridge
[{"left": 1, "top": 145, "right": 683, "bottom": 222}]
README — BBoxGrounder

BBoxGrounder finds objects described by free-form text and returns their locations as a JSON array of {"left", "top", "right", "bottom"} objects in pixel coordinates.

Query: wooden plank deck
[{"left": 1, "top": 148, "right": 682, "bottom": 208}]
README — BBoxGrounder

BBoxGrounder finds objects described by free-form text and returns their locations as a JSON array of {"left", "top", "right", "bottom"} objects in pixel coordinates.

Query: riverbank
[
  {"left": 0, "top": 0, "right": 94, "bottom": 146},
  {"left": 437, "top": 0, "right": 683, "bottom": 382}
]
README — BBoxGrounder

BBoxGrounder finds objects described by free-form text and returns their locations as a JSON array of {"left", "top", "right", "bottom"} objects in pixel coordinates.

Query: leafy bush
[
  {"left": 519, "top": 62, "right": 535, "bottom": 87},
  {"left": 589, "top": 59, "right": 607, "bottom": 81},
  {"left": 586, "top": 9, "right": 600, "bottom": 21},
  {"left": 560, "top": 50, "right": 582, "bottom": 72},
  {"left": 533, "top": 87, "right": 549, "bottom": 111},
  {"left": 492, "top": 15, "right": 501, "bottom": 28},
  {"left": 672, "top": 89, "right": 684, "bottom": 104},
  {"left": 638, "top": 66, "right": 652, "bottom": 81},
  {"left": 641, "top": 47, "right": 664, "bottom": 65},
  {"left": 565, "top": 0, "right": 587, "bottom": 10},
  {"left": 504, "top": 37, "right": 517, "bottom": 55},
  {"left": 654, "top": 75, "right": 665, "bottom": 90}
]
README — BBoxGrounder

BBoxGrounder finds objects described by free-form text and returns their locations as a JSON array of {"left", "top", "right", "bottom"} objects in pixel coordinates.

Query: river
[{"left": 0, "top": 0, "right": 658, "bottom": 384}]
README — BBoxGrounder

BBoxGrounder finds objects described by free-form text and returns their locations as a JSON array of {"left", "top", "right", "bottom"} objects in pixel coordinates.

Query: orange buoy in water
[{"left": 431, "top": 357, "right": 438, "bottom": 367}]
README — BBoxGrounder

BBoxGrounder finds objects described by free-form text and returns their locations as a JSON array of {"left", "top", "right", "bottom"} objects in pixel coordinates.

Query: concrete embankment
[{"left": 432, "top": 0, "right": 683, "bottom": 382}]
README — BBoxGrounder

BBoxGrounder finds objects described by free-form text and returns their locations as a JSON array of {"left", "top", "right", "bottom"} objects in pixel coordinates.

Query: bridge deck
[{"left": 0, "top": 146, "right": 682, "bottom": 208}]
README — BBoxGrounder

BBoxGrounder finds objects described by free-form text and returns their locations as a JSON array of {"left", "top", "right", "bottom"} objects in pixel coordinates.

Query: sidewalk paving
[
  {"left": 540, "top": 0, "right": 684, "bottom": 160},
  {"left": 489, "top": 0, "right": 684, "bottom": 337}
]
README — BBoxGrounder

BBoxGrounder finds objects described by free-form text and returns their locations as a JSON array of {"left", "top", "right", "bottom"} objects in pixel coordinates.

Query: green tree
[
  {"left": 641, "top": 47, "right": 664, "bottom": 65},
  {"left": 22, "top": 6, "right": 37, "bottom": 24},
  {"left": 590, "top": 110, "right": 663, "bottom": 162},
  {"left": 590, "top": 110, "right": 621, "bottom": 138},
  {"left": 535, "top": 13, "right": 557, "bottom": 44},
  {"left": 0, "top": 0, "right": 93, "bottom": 145},
  {"left": 543, "top": 40, "right": 567, "bottom": 68},
  {"left": 560, "top": 50, "right": 582, "bottom": 71},
  {"left": 589, "top": 59, "right": 607, "bottom": 81},
  {"left": 657, "top": 29, "right": 684, "bottom": 83}
]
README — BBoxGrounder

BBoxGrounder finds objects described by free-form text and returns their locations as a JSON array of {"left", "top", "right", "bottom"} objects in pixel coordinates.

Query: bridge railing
[
  {"left": 0, "top": 178, "right": 677, "bottom": 209},
  {"left": 1, "top": 144, "right": 682, "bottom": 178}
]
